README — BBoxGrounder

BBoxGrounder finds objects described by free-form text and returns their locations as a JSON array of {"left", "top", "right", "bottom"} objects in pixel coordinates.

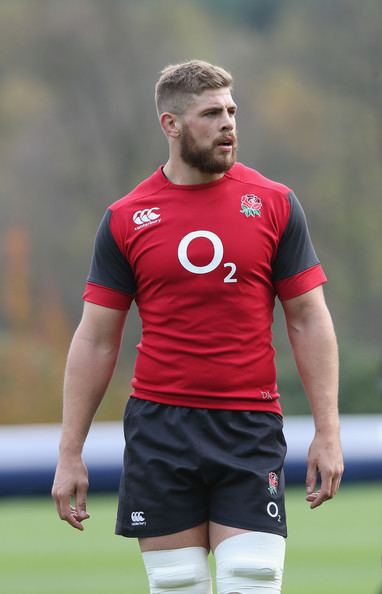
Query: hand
[
  {"left": 51, "top": 456, "right": 90, "bottom": 530},
  {"left": 305, "top": 431, "right": 344, "bottom": 509}
]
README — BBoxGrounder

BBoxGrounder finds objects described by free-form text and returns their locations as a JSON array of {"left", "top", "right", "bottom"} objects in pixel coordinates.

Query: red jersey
[{"left": 83, "top": 163, "right": 326, "bottom": 413}]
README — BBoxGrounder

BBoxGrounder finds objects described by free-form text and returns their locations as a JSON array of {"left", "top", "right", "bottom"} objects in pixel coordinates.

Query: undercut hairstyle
[{"left": 155, "top": 60, "right": 233, "bottom": 117}]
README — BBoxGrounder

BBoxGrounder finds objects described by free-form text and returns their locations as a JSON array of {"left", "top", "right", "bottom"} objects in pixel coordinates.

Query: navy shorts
[{"left": 115, "top": 398, "right": 287, "bottom": 538}]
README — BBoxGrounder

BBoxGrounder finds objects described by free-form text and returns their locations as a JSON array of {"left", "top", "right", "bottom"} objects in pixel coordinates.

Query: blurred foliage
[
  {"left": 201, "top": 0, "right": 282, "bottom": 31},
  {"left": 0, "top": 0, "right": 381, "bottom": 423},
  {"left": 276, "top": 339, "right": 382, "bottom": 415}
]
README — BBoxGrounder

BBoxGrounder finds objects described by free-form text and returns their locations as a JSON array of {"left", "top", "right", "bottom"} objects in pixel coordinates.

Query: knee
[
  {"left": 214, "top": 532, "right": 286, "bottom": 594},
  {"left": 142, "top": 546, "right": 212, "bottom": 594}
]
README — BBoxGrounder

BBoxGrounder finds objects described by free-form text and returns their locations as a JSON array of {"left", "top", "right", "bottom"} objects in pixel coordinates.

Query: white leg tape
[
  {"left": 214, "top": 532, "right": 286, "bottom": 594},
  {"left": 142, "top": 546, "right": 213, "bottom": 594}
]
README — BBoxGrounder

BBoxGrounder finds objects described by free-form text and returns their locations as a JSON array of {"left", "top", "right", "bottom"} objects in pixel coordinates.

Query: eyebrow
[{"left": 199, "top": 104, "right": 237, "bottom": 114}]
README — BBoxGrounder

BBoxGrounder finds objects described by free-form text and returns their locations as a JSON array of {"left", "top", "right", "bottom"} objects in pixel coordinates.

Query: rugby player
[{"left": 52, "top": 60, "right": 343, "bottom": 594}]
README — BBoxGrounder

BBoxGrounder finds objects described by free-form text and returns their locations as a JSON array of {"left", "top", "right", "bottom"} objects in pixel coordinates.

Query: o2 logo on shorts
[
  {"left": 267, "top": 502, "right": 282, "bottom": 523},
  {"left": 177, "top": 230, "right": 237, "bottom": 283}
]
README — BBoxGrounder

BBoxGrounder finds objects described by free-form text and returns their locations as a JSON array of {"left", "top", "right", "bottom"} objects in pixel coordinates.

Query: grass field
[{"left": 0, "top": 483, "right": 380, "bottom": 594}]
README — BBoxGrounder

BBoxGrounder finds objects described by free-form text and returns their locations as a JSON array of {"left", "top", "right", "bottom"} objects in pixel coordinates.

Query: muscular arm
[
  {"left": 282, "top": 286, "right": 344, "bottom": 508},
  {"left": 52, "top": 301, "right": 128, "bottom": 529}
]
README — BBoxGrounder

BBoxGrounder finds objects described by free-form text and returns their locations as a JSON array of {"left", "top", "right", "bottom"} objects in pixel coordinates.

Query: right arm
[{"left": 51, "top": 301, "right": 127, "bottom": 530}]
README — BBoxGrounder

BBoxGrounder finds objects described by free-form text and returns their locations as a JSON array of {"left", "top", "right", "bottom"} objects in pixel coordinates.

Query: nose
[{"left": 220, "top": 109, "right": 234, "bottom": 131}]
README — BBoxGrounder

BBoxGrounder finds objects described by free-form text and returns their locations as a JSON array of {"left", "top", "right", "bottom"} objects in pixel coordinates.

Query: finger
[
  {"left": 54, "top": 492, "right": 85, "bottom": 530},
  {"left": 323, "top": 460, "right": 344, "bottom": 500},
  {"left": 310, "top": 473, "right": 333, "bottom": 509},
  {"left": 331, "top": 469, "right": 343, "bottom": 497},
  {"left": 64, "top": 505, "right": 87, "bottom": 530},
  {"left": 71, "top": 505, "right": 90, "bottom": 524},
  {"left": 305, "top": 461, "right": 317, "bottom": 496},
  {"left": 75, "top": 484, "right": 90, "bottom": 522},
  {"left": 306, "top": 491, "right": 319, "bottom": 503},
  {"left": 52, "top": 486, "right": 61, "bottom": 517},
  {"left": 61, "top": 500, "right": 84, "bottom": 529},
  {"left": 53, "top": 491, "right": 71, "bottom": 521}
]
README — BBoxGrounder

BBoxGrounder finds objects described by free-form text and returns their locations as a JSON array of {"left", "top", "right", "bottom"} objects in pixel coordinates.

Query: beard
[{"left": 180, "top": 124, "right": 237, "bottom": 174}]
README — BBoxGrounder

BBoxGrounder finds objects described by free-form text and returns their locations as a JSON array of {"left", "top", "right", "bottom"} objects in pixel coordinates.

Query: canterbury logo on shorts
[{"left": 131, "top": 511, "right": 146, "bottom": 525}]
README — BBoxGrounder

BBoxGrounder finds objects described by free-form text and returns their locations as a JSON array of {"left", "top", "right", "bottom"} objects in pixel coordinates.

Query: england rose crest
[
  {"left": 240, "top": 194, "right": 262, "bottom": 218},
  {"left": 268, "top": 472, "right": 279, "bottom": 496}
]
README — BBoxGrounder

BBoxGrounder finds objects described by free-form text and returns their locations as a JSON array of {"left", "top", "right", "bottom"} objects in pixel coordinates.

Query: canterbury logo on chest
[{"left": 133, "top": 207, "right": 161, "bottom": 230}]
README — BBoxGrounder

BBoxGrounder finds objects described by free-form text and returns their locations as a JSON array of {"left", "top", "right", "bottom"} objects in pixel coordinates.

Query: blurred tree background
[{"left": 0, "top": 0, "right": 381, "bottom": 423}]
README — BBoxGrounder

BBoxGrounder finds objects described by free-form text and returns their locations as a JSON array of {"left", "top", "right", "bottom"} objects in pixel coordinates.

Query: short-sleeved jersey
[{"left": 83, "top": 162, "right": 326, "bottom": 414}]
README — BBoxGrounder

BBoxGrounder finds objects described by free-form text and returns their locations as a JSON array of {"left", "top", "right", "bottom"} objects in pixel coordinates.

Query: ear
[{"left": 160, "top": 112, "right": 181, "bottom": 139}]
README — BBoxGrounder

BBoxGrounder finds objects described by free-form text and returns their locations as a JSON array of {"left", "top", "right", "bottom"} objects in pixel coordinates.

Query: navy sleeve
[
  {"left": 87, "top": 210, "right": 136, "bottom": 294},
  {"left": 272, "top": 192, "right": 320, "bottom": 282}
]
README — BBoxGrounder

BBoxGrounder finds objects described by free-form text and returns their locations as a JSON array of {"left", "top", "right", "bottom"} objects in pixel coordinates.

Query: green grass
[
  {"left": 284, "top": 483, "right": 381, "bottom": 594},
  {"left": 0, "top": 484, "right": 380, "bottom": 594}
]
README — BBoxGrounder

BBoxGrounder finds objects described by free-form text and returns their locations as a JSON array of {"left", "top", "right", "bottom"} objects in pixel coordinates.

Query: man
[{"left": 52, "top": 60, "right": 343, "bottom": 594}]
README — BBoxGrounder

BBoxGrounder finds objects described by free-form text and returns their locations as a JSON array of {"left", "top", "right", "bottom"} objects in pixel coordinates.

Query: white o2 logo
[
  {"left": 177, "top": 230, "right": 237, "bottom": 283},
  {"left": 267, "top": 502, "right": 281, "bottom": 523},
  {"left": 267, "top": 502, "right": 279, "bottom": 518}
]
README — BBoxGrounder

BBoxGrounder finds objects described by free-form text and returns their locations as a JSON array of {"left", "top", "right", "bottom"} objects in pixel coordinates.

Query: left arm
[{"left": 282, "top": 285, "right": 344, "bottom": 508}]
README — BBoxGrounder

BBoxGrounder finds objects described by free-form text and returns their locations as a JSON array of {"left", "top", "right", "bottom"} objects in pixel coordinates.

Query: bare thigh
[
  {"left": 209, "top": 521, "right": 251, "bottom": 553},
  {"left": 139, "top": 521, "right": 209, "bottom": 553},
  {"left": 139, "top": 521, "right": 250, "bottom": 554}
]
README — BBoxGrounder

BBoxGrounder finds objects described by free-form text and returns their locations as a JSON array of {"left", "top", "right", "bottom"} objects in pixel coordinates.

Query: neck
[{"left": 162, "top": 157, "right": 225, "bottom": 185}]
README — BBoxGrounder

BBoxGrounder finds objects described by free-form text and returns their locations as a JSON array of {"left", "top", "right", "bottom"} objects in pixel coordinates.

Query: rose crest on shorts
[
  {"left": 267, "top": 472, "right": 279, "bottom": 495},
  {"left": 240, "top": 194, "right": 262, "bottom": 218}
]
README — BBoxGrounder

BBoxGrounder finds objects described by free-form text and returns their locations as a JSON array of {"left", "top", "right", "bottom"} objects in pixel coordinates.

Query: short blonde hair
[{"left": 155, "top": 59, "right": 233, "bottom": 116}]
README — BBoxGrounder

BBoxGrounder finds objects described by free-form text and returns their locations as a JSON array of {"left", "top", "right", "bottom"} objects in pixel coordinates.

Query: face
[{"left": 179, "top": 88, "right": 238, "bottom": 174}]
